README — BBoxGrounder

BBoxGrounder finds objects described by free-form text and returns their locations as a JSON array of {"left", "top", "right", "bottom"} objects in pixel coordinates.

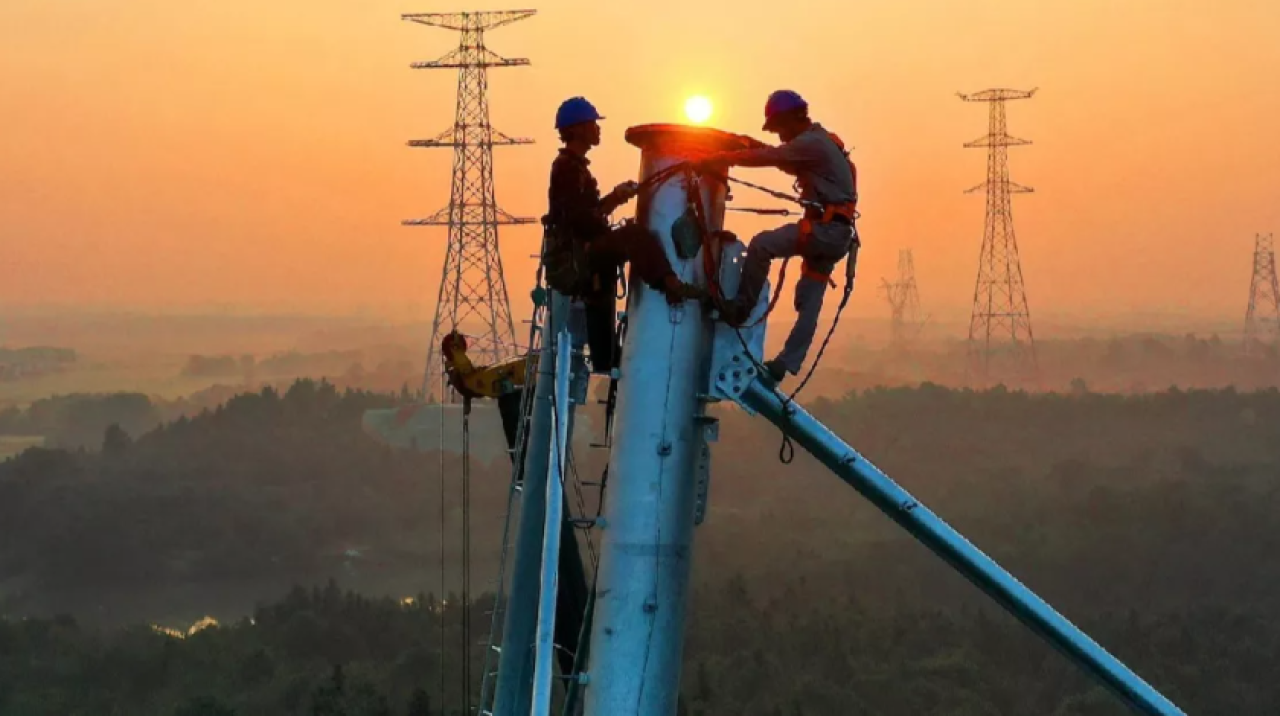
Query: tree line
[{"left": 2, "top": 379, "right": 1279, "bottom": 713}]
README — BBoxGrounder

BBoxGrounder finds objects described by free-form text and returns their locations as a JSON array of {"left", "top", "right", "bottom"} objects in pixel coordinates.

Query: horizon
[{"left": 4, "top": 1, "right": 1280, "bottom": 335}]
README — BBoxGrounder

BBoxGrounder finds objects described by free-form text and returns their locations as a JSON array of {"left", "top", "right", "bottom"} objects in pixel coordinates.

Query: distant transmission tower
[
  {"left": 959, "top": 88, "right": 1039, "bottom": 385},
  {"left": 403, "top": 10, "right": 536, "bottom": 400},
  {"left": 1244, "top": 232, "right": 1280, "bottom": 356},
  {"left": 880, "top": 248, "right": 923, "bottom": 352}
]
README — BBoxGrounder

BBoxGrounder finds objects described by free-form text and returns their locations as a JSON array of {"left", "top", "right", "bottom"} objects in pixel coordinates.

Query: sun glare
[{"left": 685, "top": 96, "right": 713, "bottom": 125}]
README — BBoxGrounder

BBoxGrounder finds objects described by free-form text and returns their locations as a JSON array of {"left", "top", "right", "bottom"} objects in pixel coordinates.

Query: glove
[{"left": 612, "top": 180, "right": 640, "bottom": 202}]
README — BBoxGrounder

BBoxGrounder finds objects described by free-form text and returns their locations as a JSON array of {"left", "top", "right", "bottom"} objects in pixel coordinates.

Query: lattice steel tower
[
  {"left": 403, "top": 10, "right": 536, "bottom": 399},
  {"left": 1244, "top": 232, "right": 1280, "bottom": 356},
  {"left": 880, "top": 248, "right": 923, "bottom": 353},
  {"left": 960, "top": 88, "right": 1038, "bottom": 384}
]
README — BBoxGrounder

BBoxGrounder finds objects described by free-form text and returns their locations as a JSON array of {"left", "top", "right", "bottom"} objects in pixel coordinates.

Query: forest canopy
[{"left": 2, "top": 379, "right": 1278, "bottom": 714}]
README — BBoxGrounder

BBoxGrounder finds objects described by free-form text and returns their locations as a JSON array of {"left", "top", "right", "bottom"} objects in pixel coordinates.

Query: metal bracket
[
  {"left": 694, "top": 414, "right": 720, "bottom": 443},
  {"left": 570, "top": 370, "right": 589, "bottom": 404},
  {"left": 711, "top": 352, "right": 761, "bottom": 415},
  {"left": 693, "top": 439, "right": 712, "bottom": 526},
  {"left": 668, "top": 301, "right": 685, "bottom": 325},
  {"left": 692, "top": 414, "right": 718, "bottom": 526}
]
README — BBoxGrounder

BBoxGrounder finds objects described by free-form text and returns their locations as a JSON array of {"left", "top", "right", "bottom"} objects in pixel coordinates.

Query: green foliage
[
  {"left": 0, "top": 391, "right": 161, "bottom": 448},
  {"left": 175, "top": 696, "right": 237, "bottom": 716},
  {"left": 1, "top": 381, "right": 1279, "bottom": 713}
]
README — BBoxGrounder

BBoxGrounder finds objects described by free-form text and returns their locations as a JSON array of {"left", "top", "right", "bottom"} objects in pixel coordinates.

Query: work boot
[
  {"left": 762, "top": 358, "right": 788, "bottom": 384},
  {"left": 714, "top": 296, "right": 752, "bottom": 326}
]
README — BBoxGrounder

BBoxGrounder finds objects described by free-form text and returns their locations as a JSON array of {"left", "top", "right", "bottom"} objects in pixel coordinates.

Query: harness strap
[{"left": 796, "top": 217, "right": 838, "bottom": 288}]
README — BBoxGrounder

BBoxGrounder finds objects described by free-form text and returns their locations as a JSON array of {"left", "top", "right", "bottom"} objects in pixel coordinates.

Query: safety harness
[
  {"left": 791, "top": 130, "right": 859, "bottom": 287},
  {"left": 692, "top": 127, "right": 861, "bottom": 330}
]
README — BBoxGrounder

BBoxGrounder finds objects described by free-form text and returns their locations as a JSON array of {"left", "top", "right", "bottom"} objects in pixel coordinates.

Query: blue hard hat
[
  {"left": 555, "top": 96, "right": 604, "bottom": 130},
  {"left": 763, "top": 89, "right": 808, "bottom": 130}
]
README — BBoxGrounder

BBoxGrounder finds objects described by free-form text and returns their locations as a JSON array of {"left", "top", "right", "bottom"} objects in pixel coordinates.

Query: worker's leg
[
  {"left": 772, "top": 222, "right": 852, "bottom": 374},
  {"left": 728, "top": 223, "right": 803, "bottom": 321},
  {"left": 774, "top": 275, "right": 829, "bottom": 374},
  {"left": 583, "top": 294, "right": 618, "bottom": 374},
  {"left": 590, "top": 224, "right": 702, "bottom": 306},
  {"left": 577, "top": 234, "right": 627, "bottom": 374},
  {"left": 600, "top": 223, "right": 678, "bottom": 292},
  {"left": 496, "top": 389, "right": 524, "bottom": 459}
]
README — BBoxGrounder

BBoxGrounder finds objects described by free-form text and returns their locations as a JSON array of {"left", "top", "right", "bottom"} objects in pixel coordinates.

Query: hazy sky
[{"left": 3, "top": 1, "right": 1279, "bottom": 331}]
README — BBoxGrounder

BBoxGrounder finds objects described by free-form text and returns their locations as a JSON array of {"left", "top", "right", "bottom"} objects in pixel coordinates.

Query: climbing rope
[
  {"left": 460, "top": 397, "right": 473, "bottom": 715},
  {"left": 727, "top": 207, "right": 794, "bottom": 216},
  {"left": 436, "top": 370, "right": 447, "bottom": 710}
]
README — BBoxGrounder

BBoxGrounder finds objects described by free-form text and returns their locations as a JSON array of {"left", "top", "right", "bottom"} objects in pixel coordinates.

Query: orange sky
[{"left": 3, "top": 1, "right": 1280, "bottom": 332}]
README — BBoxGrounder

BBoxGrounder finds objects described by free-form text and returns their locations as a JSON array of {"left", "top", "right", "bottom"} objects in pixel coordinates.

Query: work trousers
[
  {"left": 586, "top": 222, "right": 676, "bottom": 293},
  {"left": 732, "top": 220, "right": 854, "bottom": 374},
  {"left": 581, "top": 223, "right": 677, "bottom": 374}
]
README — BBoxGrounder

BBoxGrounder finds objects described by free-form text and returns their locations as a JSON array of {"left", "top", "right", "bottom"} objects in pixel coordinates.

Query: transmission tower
[
  {"left": 403, "top": 10, "right": 536, "bottom": 400},
  {"left": 959, "top": 88, "right": 1038, "bottom": 385},
  {"left": 880, "top": 248, "right": 923, "bottom": 352},
  {"left": 1244, "top": 232, "right": 1280, "bottom": 356}
]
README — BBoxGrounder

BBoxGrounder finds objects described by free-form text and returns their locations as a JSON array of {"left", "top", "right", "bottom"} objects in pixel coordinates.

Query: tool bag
[{"left": 540, "top": 214, "right": 591, "bottom": 296}]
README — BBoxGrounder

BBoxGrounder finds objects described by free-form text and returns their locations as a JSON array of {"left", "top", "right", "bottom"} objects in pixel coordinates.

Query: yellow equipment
[{"left": 442, "top": 331, "right": 530, "bottom": 400}]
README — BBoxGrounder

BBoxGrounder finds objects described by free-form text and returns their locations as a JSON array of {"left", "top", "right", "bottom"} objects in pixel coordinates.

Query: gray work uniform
[{"left": 726, "top": 123, "right": 857, "bottom": 374}]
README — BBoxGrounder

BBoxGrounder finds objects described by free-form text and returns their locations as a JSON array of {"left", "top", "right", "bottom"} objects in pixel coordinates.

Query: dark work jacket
[
  {"left": 547, "top": 149, "right": 610, "bottom": 241},
  {"left": 543, "top": 149, "right": 610, "bottom": 295}
]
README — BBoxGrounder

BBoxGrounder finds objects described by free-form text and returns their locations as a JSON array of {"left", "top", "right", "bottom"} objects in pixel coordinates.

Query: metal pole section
[
  {"left": 494, "top": 291, "right": 573, "bottom": 716},
  {"left": 584, "top": 125, "right": 749, "bottom": 716},
  {"left": 715, "top": 366, "right": 1185, "bottom": 716},
  {"left": 532, "top": 329, "right": 572, "bottom": 716}
]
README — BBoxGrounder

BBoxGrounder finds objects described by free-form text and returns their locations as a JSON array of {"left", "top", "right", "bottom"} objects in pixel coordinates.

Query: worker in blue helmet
[
  {"left": 693, "top": 90, "right": 859, "bottom": 383},
  {"left": 543, "top": 97, "right": 703, "bottom": 373}
]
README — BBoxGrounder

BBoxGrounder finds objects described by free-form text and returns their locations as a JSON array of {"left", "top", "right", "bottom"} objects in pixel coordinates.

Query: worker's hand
[{"left": 612, "top": 180, "right": 640, "bottom": 202}]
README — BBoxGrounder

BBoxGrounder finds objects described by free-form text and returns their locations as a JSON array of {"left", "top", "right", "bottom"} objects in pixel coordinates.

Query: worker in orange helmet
[{"left": 694, "top": 90, "right": 859, "bottom": 383}]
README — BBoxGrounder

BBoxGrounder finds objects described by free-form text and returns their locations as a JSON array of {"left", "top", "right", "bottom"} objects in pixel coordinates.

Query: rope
[
  {"left": 436, "top": 369, "right": 446, "bottom": 711},
  {"left": 710, "top": 171, "right": 829, "bottom": 213},
  {"left": 461, "top": 399, "right": 473, "bottom": 715},
  {"left": 727, "top": 207, "right": 794, "bottom": 216}
]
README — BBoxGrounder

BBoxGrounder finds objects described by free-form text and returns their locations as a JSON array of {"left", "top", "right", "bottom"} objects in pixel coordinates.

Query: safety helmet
[
  {"left": 555, "top": 96, "right": 605, "bottom": 130},
  {"left": 762, "top": 89, "right": 808, "bottom": 130}
]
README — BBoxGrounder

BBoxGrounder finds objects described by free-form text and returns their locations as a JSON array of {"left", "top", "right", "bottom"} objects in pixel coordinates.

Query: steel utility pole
[
  {"left": 403, "top": 10, "right": 536, "bottom": 400},
  {"left": 959, "top": 88, "right": 1038, "bottom": 386}
]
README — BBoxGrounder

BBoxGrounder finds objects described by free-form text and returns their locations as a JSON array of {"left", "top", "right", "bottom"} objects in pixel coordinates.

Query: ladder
[
  {"left": 475, "top": 293, "right": 547, "bottom": 715},
  {"left": 476, "top": 272, "right": 624, "bottom": 715}
]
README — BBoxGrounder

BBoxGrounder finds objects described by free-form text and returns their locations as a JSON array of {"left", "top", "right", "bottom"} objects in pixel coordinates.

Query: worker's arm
[
  {"left": 697, "top": 135, "right": 815, "bottom": 173},
  {"left": 712, "top": 143, "right": 805, "bottom": 169},
  {"left": 599, "top": 180, "right": 640, "bottom": 216}
]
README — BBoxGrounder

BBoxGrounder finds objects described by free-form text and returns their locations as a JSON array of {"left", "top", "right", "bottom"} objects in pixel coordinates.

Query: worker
[
  {"left": 543, "top": 96, "right": 702, "bottom": 373},
  {"left": 693, "top": 89, "right": 858, "bottom": 383}
]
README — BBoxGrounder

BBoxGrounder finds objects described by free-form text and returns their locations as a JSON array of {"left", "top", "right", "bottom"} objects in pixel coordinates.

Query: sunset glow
[
  {"left": 684, "top": 96, "right": 713, "bottom": 125},
  {"left": 2, "top": 1, "right": 1279, "bottom": 326}
]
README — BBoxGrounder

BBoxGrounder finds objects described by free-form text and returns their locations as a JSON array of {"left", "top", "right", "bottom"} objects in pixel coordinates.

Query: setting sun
[{"left": 684, "top": 95, "right": 713, "bottom": 125}]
